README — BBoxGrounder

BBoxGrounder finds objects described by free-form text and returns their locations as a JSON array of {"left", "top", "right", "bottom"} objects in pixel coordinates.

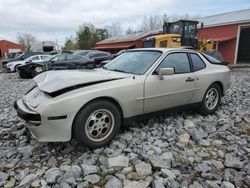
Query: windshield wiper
[{"left": 109, "top": 69, "right": 128, "bottom": 73}]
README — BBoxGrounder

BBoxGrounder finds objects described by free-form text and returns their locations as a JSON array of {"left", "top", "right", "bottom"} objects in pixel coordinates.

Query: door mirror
[{"left": 159, "top": 68, "right": 174, "bottom": 80}]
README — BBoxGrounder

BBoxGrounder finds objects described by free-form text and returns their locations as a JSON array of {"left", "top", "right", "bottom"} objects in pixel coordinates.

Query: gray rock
[
  {"left": 211, "top": 160, "right": 224, "bottom": 169},
  {"left": 59, "top": 182, "right": 71, "bottom": 188},
  {"left": 201, "top": 173, "right": 213, "bottom": 180},
  {"left": 19, "top": 174, "right": 37, "bottom": 186},
  {"left": 44, "top": 168, "right": 64, "bottom": 184},
  {"left": 84, "top": 174, "right": 100, "bottom": 184},
  {"left": 108, "top": 155, "right": 129, "bottom": 170},
  {"left": 135, "top": 162, "right": 152, "bottom": 177},
  {"left": 161, "top": 169, "right": 176, "bottom": 179},
  {"left": 204, "top": 180, "right": 220, "bottom": 188},
  {"left": 124, "top": 181, "right": 145, "bottom": 188},
  {"left": 195, "top": 162, "right": 211, "bottom": 173},
  {"left": 149, "top": 154, "right": 172, "bottom": 169},
  {"left": 105, "top": 177, "right": 122, "bottom": 188},
  {"left": 0, "top": 172, "right": 9, "bottom": 186},
  {"left": 18, "top": 145, "right": 33, "bottom": 158},
  {"left": 65, "top": 177, "right": 76, "bottom": 185},
  {"left": 221, "top": 181, "right": 235, "bottom": 188},
  {"left": 189, "top": 181, "right": 203, "bottom": 188},
  {"left": 224, "top": 154, "right": 244, "bottom": 169},
  {"left": 81, "top": 164, "right": 98, "bottom": 176},
  {"left": 121, "top": 167, "right": 133, "bottom": 175},
  {"left": 190, "top": 128, "right": 208, "bottom": 141},
  {"left": 184, "top": 119, "right": 195, "bottom": 128},
  {"left": 152, "top": 180, "right": 165, "bottom": 188},
  {"left": 243, "top": 116, "right": 250, "bottom": 123},
  {"left": 77, "top": 181, "right": 89, "bottom": 188},
  {"left": 63, "top": 165, "right": 82, "bottom": 179}
]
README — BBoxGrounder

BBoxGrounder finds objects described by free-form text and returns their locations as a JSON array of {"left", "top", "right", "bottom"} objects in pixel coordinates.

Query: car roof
[{"left": 127, "top": 48, "right": 198, "bottom": 53}]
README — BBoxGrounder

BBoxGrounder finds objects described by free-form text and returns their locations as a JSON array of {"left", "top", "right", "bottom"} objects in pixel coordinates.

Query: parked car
[
  {"left": 14, "top": 48, "right": 231, "bottom": 149},
  {"left": 8, "top": 51, "right": 24, "bottom": 59},
  {"left": 1, "top": 51, "right": 48, "bottom": 67},
  {"left": 85, "top": 51, "right": 112, "bottom": 66},
  {"left": 100, "top": 50, "right": 126, "bottom": 66},
  {"left": 5, "top": 54, "right": 52, "bottom": 72},
  {"left": 74, "top": 50, "right": 97, "bottom": 57},
  {"left": 112, "top": 49, "right": 127, "bottom": 58},
  {"left": 18, "top": 54, "right": 95, "bottom": 78}
]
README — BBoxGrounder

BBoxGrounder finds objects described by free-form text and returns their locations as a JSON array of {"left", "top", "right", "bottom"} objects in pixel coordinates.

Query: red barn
[
  {"left": 0, "top": 40, "right": 26, "bottom": 59},
  {"left": 93, "top": 30, "right": 162, "bottom": 54},
  {"left": 198, "top": 9, "right": 250, "bottom": 64}
]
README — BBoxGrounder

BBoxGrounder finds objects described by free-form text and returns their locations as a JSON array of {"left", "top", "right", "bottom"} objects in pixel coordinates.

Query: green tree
[
  {"left": 63, "top": 38, "right": 76, "bottom": 50},
  {"left": 76, "top": 23, "right": 109, "bottom": 50}
]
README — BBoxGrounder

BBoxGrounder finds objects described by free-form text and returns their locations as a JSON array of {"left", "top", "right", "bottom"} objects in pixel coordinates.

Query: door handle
[{"left": 186, "top": 77, "right": 195, "bottom": 82}]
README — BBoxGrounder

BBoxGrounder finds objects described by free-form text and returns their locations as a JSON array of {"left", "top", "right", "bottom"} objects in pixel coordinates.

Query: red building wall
[
  {"left": 0, "top": 40, "right": 26, "bottom": 58},
  {"left": 198, "top": 24, "right": 239, "bottom": 64}
]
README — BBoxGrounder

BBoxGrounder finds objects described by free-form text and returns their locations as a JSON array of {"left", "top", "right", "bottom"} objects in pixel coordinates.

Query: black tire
[
  {"left": 73, "top": 100, "right": 121, "bottom": 149},
  {"left": 19, "top": 71, "right": 29, "bottom": 79},
  {"left": 31, "top": 66, "right": 43, "bottom": 78},
  {"left": 199, "top": 83, "right": 221, "bottom": 115},
  {"left": 14, "top": 65, "right": 21, "bottom": 72}
]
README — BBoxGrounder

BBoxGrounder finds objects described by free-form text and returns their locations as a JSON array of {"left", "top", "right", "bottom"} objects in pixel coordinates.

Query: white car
[
  {"left": 6, "top": 54, "right": 51, "bottom": 72},
  {"left": 15, "top": 48, "right": 231, "bottom": 148}
]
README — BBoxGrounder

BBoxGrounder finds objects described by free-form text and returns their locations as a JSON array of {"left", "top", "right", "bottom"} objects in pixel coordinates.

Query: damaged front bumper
[{"left": 14, "top": 99, "right": 74, "bottom": 142}]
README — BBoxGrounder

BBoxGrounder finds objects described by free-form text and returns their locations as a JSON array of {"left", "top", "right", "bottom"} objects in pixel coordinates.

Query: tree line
[
  {"left": 63, "top": 13, "right": 201, "bottom": 50},
  {"left": 16, "top": 13, "right": 201, "bottom": 51}
]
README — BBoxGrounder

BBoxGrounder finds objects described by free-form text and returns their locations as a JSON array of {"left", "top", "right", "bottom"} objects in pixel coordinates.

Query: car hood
[{"left": 33, "top": 69, "right": 131, "bottom": 93}]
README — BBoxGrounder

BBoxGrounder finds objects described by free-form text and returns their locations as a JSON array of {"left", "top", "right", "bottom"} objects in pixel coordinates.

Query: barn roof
[
  {"left": 96, "top": 30, "right": 162, "bottom": 45},
  {"left": 199, "top": 8, "right": 250, "bottom": 27}
]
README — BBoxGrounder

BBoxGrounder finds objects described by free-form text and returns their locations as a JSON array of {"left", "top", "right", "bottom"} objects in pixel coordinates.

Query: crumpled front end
[{"left": 14, "top": 87, "right": 75, "bottom": 142}]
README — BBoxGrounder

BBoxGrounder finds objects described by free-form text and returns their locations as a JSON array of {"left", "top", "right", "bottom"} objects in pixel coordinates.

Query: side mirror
[{"left": 159, "top": 68, "right": 174, "bottom": 80}]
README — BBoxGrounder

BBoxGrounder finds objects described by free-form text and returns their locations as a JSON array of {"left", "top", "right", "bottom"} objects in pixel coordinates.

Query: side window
[
  {"left": 41, "top": 55, "right": 49, "bottom": 59},
  {"left": 155, "top": 53, "right": 191, "bottom": 74},
  {"left": 190, "top": 53, "right": 206, "bottom": 71},
  {"left": 31, "top": 56, "right": 40, "bottom": 61}
]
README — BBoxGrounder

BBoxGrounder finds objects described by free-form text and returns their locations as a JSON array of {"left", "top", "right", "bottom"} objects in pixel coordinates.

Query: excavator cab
[{"left": 163, "top": 20, "right": 199, "bottom": 49}]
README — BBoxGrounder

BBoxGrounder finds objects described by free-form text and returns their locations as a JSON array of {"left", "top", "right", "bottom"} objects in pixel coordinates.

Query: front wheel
[
  {"left": 199, "top": 83, "right": 221, "bottom": 115},
  {"left": 73, "top": 100, "right": 121, "bottom": 149}
]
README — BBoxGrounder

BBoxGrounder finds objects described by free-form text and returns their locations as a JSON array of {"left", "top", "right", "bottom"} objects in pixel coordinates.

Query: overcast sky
[{"left": 0, "top": 0, "right": 249, "bottom": 46}]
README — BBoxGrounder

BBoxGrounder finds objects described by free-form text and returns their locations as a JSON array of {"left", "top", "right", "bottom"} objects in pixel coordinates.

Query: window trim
[
  {"left": 152, "top": 52, "right": 192, "bottom": 75},
  {"left": 188, "top": 52, "right": 207, "bottom": 72}
]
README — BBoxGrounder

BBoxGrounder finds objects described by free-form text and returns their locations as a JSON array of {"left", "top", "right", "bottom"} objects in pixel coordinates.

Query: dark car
[
  {"left": 18, "top": 54, "right": 95, "bottom": 79},
  {"left": 100, "top": 50, "right": 127, "bottom": 66},
  {"left": 85, "top": 51, "right": 112, "bottom": 66},
  {"left": 1, "top": 51, "right": 49, "bottom": 68}
]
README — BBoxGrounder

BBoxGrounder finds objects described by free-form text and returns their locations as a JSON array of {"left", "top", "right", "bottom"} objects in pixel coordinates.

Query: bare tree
[
  {"left": 125, "top": 26, "right": 134, "bottom": 35},
  {"left": 17, "top": 33, "right": 36, "bottom": 50},
  {"left": 140, "top": 15, "right": 163, "bottom": 32},
  {"left": 104, "top": 22, "right": 122, "bottom": 37},
  {"left": 169, "top": 14, "right": 201, "bottom": 22}
]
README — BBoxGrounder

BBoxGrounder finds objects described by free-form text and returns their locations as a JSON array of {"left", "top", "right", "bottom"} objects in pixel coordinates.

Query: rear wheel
[
  {"left": 14, "top": 64, "right": 21, "bottom": 72},
  {"left": 73, "top": 100, "right": 121, "bottom": 149},
  {"left": 199, "top": 83, "right": 221, "bottom": 115}
]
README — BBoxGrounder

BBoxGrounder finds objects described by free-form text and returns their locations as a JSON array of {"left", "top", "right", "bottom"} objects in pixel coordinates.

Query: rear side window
[
  {"left": 190, "top": 53, "right": 206, "bottom": 71},
  {"left": 155, "top": 53, "right": 191, "bottom": 74}
]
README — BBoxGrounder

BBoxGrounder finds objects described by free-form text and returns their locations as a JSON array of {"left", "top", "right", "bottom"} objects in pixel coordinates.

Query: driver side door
[{"left": 144, "top": 52, "right": 196, "bottom": 113}]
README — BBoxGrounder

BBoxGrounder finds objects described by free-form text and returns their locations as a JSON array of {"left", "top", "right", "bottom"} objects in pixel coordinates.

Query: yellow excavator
[{"left": 142, "top": 20, "right": 222, "bottom": 60}]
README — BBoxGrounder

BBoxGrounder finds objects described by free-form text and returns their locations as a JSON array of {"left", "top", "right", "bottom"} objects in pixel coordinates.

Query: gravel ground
[{"left": 0, "top": 69, "right": 249, "bottom": 188}]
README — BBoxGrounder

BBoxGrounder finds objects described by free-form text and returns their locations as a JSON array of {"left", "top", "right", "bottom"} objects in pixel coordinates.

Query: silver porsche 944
[{"left": 15, "top": 48, "right": 231, "bottom": 148}]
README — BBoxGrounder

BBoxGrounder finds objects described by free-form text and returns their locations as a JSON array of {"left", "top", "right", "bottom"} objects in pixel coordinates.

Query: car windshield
[{"left": 104, "top": 51, "right": 162, "bottom": 75}]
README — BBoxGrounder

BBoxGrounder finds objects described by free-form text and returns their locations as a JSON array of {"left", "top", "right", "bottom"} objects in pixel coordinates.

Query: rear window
[
  {"left": 202, "top": 53, "right": 221, "bottom": 63},
  {"left": 190, "top": 53, "right": 206, "bottom": 71}
]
